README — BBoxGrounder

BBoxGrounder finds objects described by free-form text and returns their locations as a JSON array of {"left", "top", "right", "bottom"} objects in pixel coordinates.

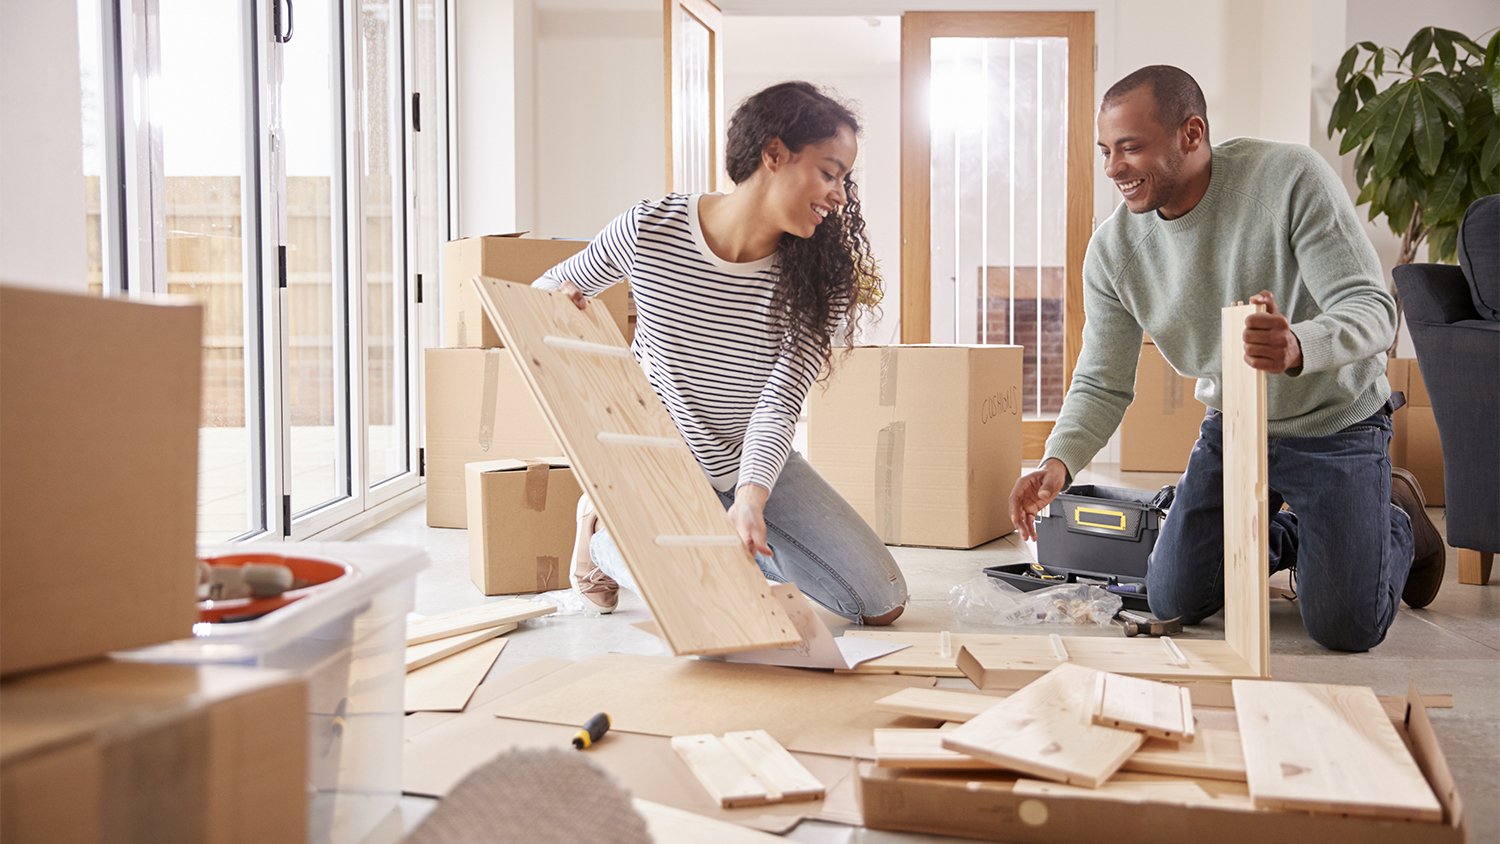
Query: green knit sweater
[{"left": 1043, "top": 138, "right": 1395, "bottom": 479}]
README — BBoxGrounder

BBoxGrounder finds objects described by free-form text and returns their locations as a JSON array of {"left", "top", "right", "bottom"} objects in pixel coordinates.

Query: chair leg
[{"left": 1457, "top": 549, "right": 1494, "bottom": 585}]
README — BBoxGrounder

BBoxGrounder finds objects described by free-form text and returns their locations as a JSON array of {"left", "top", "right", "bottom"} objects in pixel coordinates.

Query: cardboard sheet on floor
[
  {"left": 404, "top": 637, "right": 507, "bottom": 712},
  {"left": 634, "top": 799, "right": 789, "bottom": 843},
  {"left": 483, "top": 653, "right": 935, "bottom": 758}
]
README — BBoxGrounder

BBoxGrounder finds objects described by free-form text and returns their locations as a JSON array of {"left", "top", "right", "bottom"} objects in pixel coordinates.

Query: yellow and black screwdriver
[{"left": 572, "top": 712, "right": 611, "bottom": 749}]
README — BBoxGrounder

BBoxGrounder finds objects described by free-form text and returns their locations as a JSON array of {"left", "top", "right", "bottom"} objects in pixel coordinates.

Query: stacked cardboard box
[
  {"left": 465, "top": 459, "right": 581, "bottom": 595},
  {"left": 1387, "top": 357, "right": 1444, "bottom": 505},
  {"left": 427, "top": 234, "right": 633, "bottom": 529},
  {"left": 1119, "top": 338, "right": 1204, "bottom": 473},
  {"left": 807, "top": 345, "right": 1024, "bottom": 549}
]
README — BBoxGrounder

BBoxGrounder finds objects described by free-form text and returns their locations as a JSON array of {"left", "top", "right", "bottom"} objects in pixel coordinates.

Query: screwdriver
[{"left": 572, "top": 712, "right": 611, "bottom": 749}]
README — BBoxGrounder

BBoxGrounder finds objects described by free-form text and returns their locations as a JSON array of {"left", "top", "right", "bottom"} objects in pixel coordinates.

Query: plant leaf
[
  {"left": 1337, "top": 45, "right": 1359, "bottom": 83},
  {"left": 1404, "top": 28, "right": 1434, "bottom": 65},
  {"left": 1435, "top": 30, "right": 1457, "bottom": 71},
  {"left": 1409, "top": 84, "right": 1445, "bottom": 175},
  {"left": 1421, "top": 74, "right": 1464, "bottom": 118},
  {"left": 1427, "top": 168, "right": 1468, "bottom": 225},
  {"left": 1451, "top": 31, "right": 1485, "bottom": 57},
  {"left": 1481, "top": 129, "right": 1500, "bottom": 180},
  {"left": 1375, "top": 47, "right": 1386, "bottom": 76},
  {"left": 1373, "top": 87, "right": 1416, "bottom": 176},
  {"left": 1357, "top": 75, "right": 1377, "bottom": 104},
  {"left": 1339, "top": 85, "right": 1398, "bottom": 154},
  {"left": 1355, "top": 144, "right": 1376, "bottom": 188},
  {"left": 1487, "top": 32, "right": 1500, "bottom": 113}
]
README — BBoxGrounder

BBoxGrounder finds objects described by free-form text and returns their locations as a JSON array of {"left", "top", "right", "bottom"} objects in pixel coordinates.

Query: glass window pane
[
  {"left": 78, "top": 0, "right": 108, "bottom": 297},
  {"left": 285, "top": 0, "right": 350, "bottom": 515},
  {"left": 159, "top": 0, "right": 262, "bottom": 541},
  {"left": 360, "top": 0, "right": 407, "bottom": 486}
]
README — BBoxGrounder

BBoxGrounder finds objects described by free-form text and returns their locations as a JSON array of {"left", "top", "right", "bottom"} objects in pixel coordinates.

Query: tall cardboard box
[
  {"left": 425, "top": 348, "right": 562, "bottom": 528},
  {"left": 1386, "top": 357, "right": 1411, "bottom": 469},
  {"left": 1119, "top": 339, "right": 1204, "bottom": 472},
  {"left": 807, "top": 345, "right": 1024, "bottom": 548},
  {"left": 443, "top": 234, "right": 632, "bottom": 347},
  {"left": 0, "top": 660, "right": 309, "bottom": 843},
  {"left": 0, "top": 286, "right": 202, "bottom": 676},
  {"left": 1388, "top": 357, "right": 1444, "bottom": 505},
  {"left": 465, "top": 459, "right": 581, "bottom": 595}
]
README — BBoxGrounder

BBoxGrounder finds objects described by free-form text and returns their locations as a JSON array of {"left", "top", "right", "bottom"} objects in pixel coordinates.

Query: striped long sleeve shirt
[{"left": 534, "top": 193, "right": 826, "bottom": 493}]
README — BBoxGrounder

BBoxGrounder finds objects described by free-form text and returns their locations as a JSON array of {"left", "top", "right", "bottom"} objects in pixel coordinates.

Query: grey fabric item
[
  {"left": 406, "top": 750, "right": 652, "bottom": 844},
  {"left": 1393, "top": 195, "right": 1500, "bottom": 554},
  {"left": 1459, "top": 194, "right": 1500, "bottom": 320}
]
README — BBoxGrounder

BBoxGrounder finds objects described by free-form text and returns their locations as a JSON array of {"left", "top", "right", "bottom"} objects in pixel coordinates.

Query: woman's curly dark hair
[{"left": 724, "top": 81, "right": 881, "bottom": 370}]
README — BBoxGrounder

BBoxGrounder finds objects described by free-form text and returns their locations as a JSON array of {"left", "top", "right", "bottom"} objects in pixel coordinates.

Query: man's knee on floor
[{"left": 1304, "top": 615, "right": 1384, "bottom": 653}]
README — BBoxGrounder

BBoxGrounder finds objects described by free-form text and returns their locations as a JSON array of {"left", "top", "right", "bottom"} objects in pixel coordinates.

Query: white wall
[
  {"left": 0, "top": 0, "right": 88, "bottom": 292},
  {"left": 455, "top": 0, "right": 534, "bottom": 236}
]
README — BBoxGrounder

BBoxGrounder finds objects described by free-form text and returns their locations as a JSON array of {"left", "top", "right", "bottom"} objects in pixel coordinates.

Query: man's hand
[
  {"left": 1243, "top": 290, "right": 1302, "bottom": 374},
  {"left": 727, "top": 484, "right": 774, "bottom": 559},
  {"left": 1008, "top": 459, "right": 1069, "bottom": 542},
  {"left": 559, "top": 279, "right": 588, "bottom": 310}
]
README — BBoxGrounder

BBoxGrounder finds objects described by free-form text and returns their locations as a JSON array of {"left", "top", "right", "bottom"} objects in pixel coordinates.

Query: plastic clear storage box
[{"left": 120, "top": 543, "right": 427, "bottom": 844}]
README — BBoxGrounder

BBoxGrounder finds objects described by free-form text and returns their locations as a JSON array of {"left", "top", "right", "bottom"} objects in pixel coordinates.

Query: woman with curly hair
[{"left": 534, "top": 81, "right": 908, "bottom": 625}]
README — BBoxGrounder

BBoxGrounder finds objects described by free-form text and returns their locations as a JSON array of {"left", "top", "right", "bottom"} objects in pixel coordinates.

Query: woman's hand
[
  {"left": 727, "top": 484, "right": 773, "bottom": 559},
  {"left": 559, "top": 279, "right": 588, "bottom": 310}
]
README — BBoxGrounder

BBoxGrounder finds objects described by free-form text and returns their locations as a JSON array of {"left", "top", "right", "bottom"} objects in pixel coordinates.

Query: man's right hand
[{"left": 1008, "top": 458, "right": 1069, "bottom": 542}]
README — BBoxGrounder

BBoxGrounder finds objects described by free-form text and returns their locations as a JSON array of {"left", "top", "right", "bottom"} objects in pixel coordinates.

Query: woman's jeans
[
  {"left": 588, "top": 452, "right": 909, "bottom": 622},
  {"left": 1147, "top": 406, "right": 1413, "bottom": 652}
]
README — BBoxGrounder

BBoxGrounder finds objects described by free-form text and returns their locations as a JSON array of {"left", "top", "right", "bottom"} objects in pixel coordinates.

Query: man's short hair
[{"left": 1102, "top": 65, "right": 1209, "bottom": 140}]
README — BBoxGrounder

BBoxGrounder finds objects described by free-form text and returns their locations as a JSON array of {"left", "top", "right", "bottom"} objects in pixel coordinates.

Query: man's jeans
[
  {"left": 1147, "top": 406, "right": 1413, "bottom": 652},
  {"left": 589, "top": 452, "right": 909, "bottom": 622}
]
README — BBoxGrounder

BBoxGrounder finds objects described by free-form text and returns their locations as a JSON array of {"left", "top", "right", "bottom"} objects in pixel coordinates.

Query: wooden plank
[
  {"left": 670, "top": 731, "right": 823, "bottom": 808},
  {"left": 956, "top": 638, "right": 1258, "bottom": 690},
  {"left": 406, "top": 599, "right": 554, "bottom": 645},
  {"left": 942, "top": 663, "right": 1145, "bottom": 787},
  {"left": 840, "top": 630, "right": 981, "bottom": 677},
  {"left": 1221, "top": 303, "right": 1270, "bottom": 676},
  {"left": 1233, "top": 679, "right": 1442, "bottom": 821},
  {"left": 404, "top": 624, "right": 516, "bottom": 672},
  {"left": 404, "top": 637, "right": 507, "bottom": 713},
  {"left": 632, "top": 799, "right": 786, "bottom": 844},
  {"left": 1092, "top": 672, "right": 1196, "bottom": 743},
  {"left": 1122, "top": 729, "right": 1245, "bottom": 781},
  {"left": 473, "top": 279, "right": 798, "bottom": 656},
  {"left": 874, "top": 729, "right": 1002, "bottom": 770},
  {"left": 873, "top": 687, "right": 1004, "bottom": 722},
  {"left": 1012, "top": 773, "right": 1252, "bottom": 809}
]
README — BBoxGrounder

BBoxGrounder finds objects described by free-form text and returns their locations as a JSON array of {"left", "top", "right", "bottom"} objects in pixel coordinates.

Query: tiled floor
[{"left": 354, "top": 462, "right": 1500, "bottom": 843}]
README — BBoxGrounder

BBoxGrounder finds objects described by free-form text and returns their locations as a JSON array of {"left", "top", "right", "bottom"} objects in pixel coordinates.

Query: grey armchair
[{"left": 1393, "top": 194, "right": 1500, "bottom": 585}]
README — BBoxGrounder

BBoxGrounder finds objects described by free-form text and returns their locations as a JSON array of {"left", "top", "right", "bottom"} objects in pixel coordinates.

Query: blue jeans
[
  {"left": 1147, "top": 406, "right": 1413, "bottom": 652},
  {"left": 589, "top": 452, "right": 909, "bottom": 622}
]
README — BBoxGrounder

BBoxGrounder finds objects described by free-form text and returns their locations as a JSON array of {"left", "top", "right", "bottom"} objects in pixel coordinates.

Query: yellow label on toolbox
[{"left": 1074, "top": 506, "right": 1127, "bottom": 531}]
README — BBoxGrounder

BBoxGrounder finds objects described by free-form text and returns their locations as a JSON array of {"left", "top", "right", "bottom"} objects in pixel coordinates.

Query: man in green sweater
[{"left": 1007, "top": 65, "right": 1445, "bottom": 651}]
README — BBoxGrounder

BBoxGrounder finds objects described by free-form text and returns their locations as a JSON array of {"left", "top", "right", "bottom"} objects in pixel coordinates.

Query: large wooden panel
[
  {"left": 1220, "top": 304, "right": 1270, "bottom": 675},
  {"left": 473, "top": 279, "right": 798, "bottom": 655},
  {"left": 942, "top": 663, "right": 1145, "bottom": 787},
  {"left": 1233, "top": 680, "right": 1442, "bottom": 821},
  {"left": 956, "top": 637, "right": 1258, "bottom": 690}
]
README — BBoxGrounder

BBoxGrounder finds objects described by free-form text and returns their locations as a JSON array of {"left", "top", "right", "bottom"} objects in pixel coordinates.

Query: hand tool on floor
[
  {"left": 572, "top": 712, "right": 611, "bottom": 749},
  {"left": 1116, "top": 609, "right": 1183, "bottom": 638}
]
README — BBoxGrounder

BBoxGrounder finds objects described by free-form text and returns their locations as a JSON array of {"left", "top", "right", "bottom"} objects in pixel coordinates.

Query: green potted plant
[{"left": 1327, "top": 26, "right": 1500, "bottom": 265}]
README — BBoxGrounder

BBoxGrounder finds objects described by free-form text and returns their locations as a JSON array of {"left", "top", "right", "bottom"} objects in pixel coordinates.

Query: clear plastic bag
[{"left": 948, "top": 575, "right": 1122, "bottom": 627}]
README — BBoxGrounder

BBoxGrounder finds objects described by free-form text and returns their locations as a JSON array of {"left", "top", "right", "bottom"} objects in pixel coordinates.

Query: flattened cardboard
[
  {"left": 465, "top": 458, "right": 579, "bottom": 594},
  {"left": 404, "top": 637, "right": 508, "bottom": 712},
  {"left": 442, "top": 234, "right": 631, "bottom": 348},
  {"left": 423, "top": 348, "right": 561, "bottom": 528},
  {"left": 0, "top": 660, "right": 308, "bottom": 843},
  {"left": 0, "top": 286, "right": 202, "bottom": 676},
  {"left": 807, "top": 345, "right": 1024, "bottom": 548},
  {"left": 1120, "top": 340, "right": 1205, "bottom": 472},
  {"left": 483, "top": 653, "right": 935, "bottom": 758}
]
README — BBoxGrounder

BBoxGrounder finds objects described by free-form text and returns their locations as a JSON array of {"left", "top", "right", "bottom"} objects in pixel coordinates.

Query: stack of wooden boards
[
  {"left": 404, "top": 599, "right": 556, "bottom": 712},
  {"left": 865, "top": 663, "right": 1455, "bottom": 840}
]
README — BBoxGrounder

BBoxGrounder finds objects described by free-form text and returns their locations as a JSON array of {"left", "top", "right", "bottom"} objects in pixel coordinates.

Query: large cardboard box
[
  {"left": 443, "top": 234, "right": 631, "bottom": 348},
  {"left": 856, "top": 688, "right": 1463, "bottom": 843},
  {"left": 0, "top": 660, "right": 309, "bottom": 843},
  {"left": 0, "top": 286, "right": 202, "bottom": 676},
  {"left": 807, "top": 345, "right": 1024, "bottom": 549},
  {"left": 465, "top": 459, "right": 581, "bottom": 595},
  {"left": 1119, "top": 339, "right": 1204, "bottom": 473},
  {"left": 425, "top": 348, "right": 561, "bottom": 528},
  {"left": 1386, "top": 357, "right": 1411, "bottom": 469},
  {"left": 1386, "top": 357, "right": 1444, "bottom": 505}
]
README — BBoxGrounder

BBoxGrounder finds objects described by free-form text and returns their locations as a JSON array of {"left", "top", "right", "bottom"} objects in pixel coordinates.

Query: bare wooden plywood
[
  {"left": 1092, "top": 672, "right": 1195, "bottom": 743},
  {"left": 405, "top": 624, "right": 516, "bottom": 672},
  {"left": 633, "top": 799, "right": 786, "bottom": 844},
  {"left": 405, "top": 637, "right": 508, "bottom": 713},
  {"left": 874, "top": 729, "right": 1002, "bottom": 770},
  {"left": 1012, "top": 772, "right": 1252, "bottom": 809},
  {"left": 956, "top": 637, "right": 1257, "bottom": 691},
  {"left": 942, "top": 663, "right": 1145, "bottom": 787},
  {"left": 406, "top": 599, "right": 554, "bottom": 645},
  {"left": 671, "top": 731, "right": 824, "bottom": 808},
  {"left": 473, "top": 279, "right": 797, "bottom": 656},
  {"left": 873, "top": 687, "right": 1005, "bottom": 722},
  {"left": 1221, "top": 303, "right": 1270, "bottom": 676},
  {"left": 1233, "top": 680, "right": 1442, "bottom": 822},
  {"left": 1123, "top": 729, "right": 1245, "bottom": 782}
]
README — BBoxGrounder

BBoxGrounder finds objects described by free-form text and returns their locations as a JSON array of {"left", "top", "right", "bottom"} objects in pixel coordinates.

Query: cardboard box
[
  {"left": 856, "top": 688, "right": 1463, "bottom": 843},
  {"left": 443, "top": 234, "right": 632, "bottom": 348},
  {"left": 807, "top": 345, "right": 1024, "bottom": 549},
  {"left": 0, "top": 285, "right": 202, "bottom": 676},
  {"left": 1386, "top": 357, "right": 1411, "bottom": 469},
  {"left": 465, "top": 459, "right": 581, "bottom": 595},
  {"left": 1120, "top": 340, "right": 1204, "bottom": 473},
  {"left": 0, "top": 660, "right": 309, "bottom": 843},
  {"left": 425, "top": 348, "right": 562, "bottom": 528},
  {"left": 1386, "top": 357, "right": 1443, "bottom": 505}
]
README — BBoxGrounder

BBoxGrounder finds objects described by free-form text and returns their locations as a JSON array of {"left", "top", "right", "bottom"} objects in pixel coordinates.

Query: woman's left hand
[{"left": 727, "top": 484, "right": 773, "bottom": 560}]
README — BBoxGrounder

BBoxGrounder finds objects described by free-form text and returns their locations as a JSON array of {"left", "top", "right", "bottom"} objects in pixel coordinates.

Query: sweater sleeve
[
  {"left": 532, "top": 204, "right": 640, "bottom": 295},
  {"left": 1283, "top": 149, "right": 1396, "bottom": 375},
  {"left": 1040, "top": 244, "right": 1145, "bottom": 481},
  {"left": 737, "top": 331, "right": 824, "bottom": 492}
]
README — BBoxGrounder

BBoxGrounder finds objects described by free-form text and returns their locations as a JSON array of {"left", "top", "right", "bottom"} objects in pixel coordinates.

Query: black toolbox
[{"left": 984, "top": 484, "right": 1171, "bottom": 613}]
